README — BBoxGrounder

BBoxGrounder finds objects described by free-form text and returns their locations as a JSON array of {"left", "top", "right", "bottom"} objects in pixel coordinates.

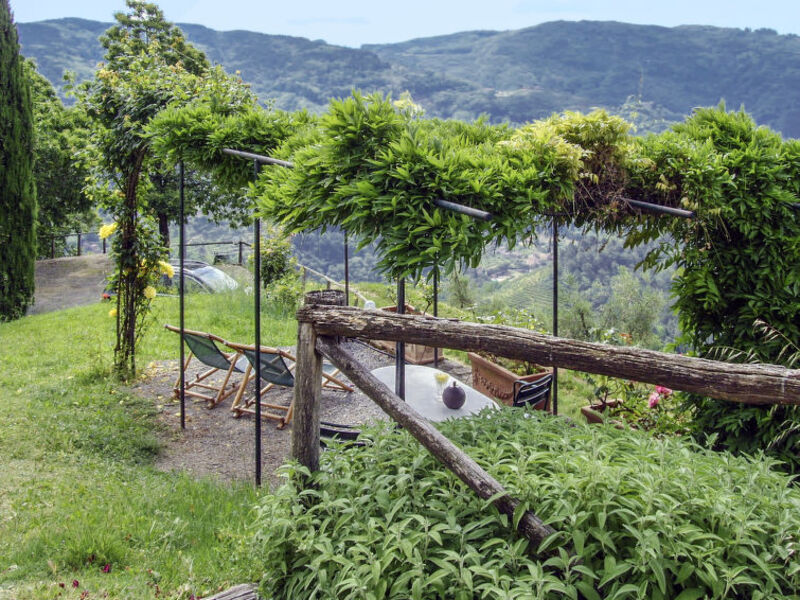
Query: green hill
[{"left": 18, "top": 18, "right": 800, "bottom": 136}]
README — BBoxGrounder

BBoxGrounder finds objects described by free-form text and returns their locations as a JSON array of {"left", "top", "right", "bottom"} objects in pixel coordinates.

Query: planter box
[
  {"left": 467, "top": 352, "right": 551, "bottom": 407},
  {"left": 370, "top": 304, "right": 436, "bottom": 365}
]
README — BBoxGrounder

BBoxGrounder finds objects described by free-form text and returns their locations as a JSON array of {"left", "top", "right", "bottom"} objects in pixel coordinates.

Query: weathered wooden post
[{"left": 292, "top": 290, "right": 346, "bottom": 473}]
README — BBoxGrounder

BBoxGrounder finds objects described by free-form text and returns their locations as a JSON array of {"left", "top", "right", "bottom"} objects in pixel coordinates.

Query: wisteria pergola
[
  {"left": 173, "top": 146, "right": 699, "bottom": 486},
  {"left": 157, "top": 95, "right": 800, "bottom": 490}
]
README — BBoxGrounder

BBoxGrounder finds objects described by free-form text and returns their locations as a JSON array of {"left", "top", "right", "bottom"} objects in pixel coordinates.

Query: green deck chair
[
  {"left": 165, "top": 324, "right": 248, "bottom": 408},
  {"left": 225, "top": 340, "right": 353, "bottom": 429}
]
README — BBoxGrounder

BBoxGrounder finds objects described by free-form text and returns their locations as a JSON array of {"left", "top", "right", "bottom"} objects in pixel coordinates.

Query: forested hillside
[{"left": 18, "top": 18, "right": 800, "bottom": 136}]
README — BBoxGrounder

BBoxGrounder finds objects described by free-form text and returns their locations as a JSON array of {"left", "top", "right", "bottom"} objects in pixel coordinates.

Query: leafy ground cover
[
  {"left": 255, "top": 410, "right": 800, "bottom": 600},
  {"left": 0, "top": 294, "right": 296, "bottom": 599}
]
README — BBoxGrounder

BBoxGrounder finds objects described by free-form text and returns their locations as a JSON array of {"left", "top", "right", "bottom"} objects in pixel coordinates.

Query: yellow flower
[
  {"left": 109, "top": 308, "right": 118, "bottom": 317},
  {"left": 99, "top": 222, "right": 118, "bottom": 239},
  {"left": 159, "top": 260, "right": 175, "bottom": 278},
  {"left": 143, "top": 286, "right": 157, "bottom": 299}
]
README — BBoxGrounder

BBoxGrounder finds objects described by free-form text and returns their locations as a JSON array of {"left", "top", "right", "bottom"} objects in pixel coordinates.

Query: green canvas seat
[
  {"left": 225, "top": 340, "right": 353, "bottom": 429},
  {"left": 165, "top": 324, "right": 247, "bottom": 408}
]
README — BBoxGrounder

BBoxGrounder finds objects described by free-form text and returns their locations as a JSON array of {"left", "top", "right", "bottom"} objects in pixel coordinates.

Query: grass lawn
[{"left": 0, "top": 293, "right": 296, "bottom": 600}]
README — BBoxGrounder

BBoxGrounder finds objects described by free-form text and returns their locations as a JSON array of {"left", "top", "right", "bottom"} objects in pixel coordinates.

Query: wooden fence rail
[{"left": 296, "top": 304, "right": 800, "bottom": 405}]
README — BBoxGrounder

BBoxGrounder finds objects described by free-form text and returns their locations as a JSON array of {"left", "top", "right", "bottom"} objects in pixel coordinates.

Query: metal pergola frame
[{"left": 176, "top": 149, "right": 701, "bottom": 485}]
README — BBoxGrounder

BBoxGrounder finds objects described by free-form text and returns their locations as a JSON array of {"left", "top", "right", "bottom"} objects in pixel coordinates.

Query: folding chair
[
  {"left": 512, "top": 374, "right": 553, "bottom": 411},
  {"left": 224, "top": 340, "right": 353, "bottom": 429},
  {"left": 320, "top": 422, "right": 366, "bottom": 449},
  {"left": 165, "top": 324, "right": 248, "bottom": 408}
]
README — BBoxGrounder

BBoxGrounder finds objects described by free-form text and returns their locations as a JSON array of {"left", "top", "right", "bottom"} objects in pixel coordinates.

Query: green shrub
[{"left": 253, "top": 411, "right": 800, "bottom": 599}]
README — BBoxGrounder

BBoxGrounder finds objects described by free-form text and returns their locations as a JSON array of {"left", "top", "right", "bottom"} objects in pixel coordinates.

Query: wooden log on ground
[
  {"left": 297, "top": 305, "right": 800, "bottom": 405},
  {"left": 316, "top": 336, "right": 557, "bottom": 551},
  {"left": 206, "top": 583, "right": 259, "bottom": 600}
]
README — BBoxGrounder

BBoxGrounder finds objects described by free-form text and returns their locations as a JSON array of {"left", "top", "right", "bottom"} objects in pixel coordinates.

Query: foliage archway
[{"left": 150, "top": 92, "right": 800, "bottom": 467}]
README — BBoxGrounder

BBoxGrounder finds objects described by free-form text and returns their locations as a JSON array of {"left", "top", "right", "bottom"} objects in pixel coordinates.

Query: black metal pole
[
  {"left": 433, "top": 198, "right": 493, "bottom": 221},
  {"left": 77, "top": 233, "right": 81, "bottom": 256},
  {"left": 433, "top": 263, "right": 439, "bottom": 368},
  {"left": 395, "top": 278, "right": 405, "bottom": 400},
  {"left": 222, "top": 147, "right": 294, "bottom": 168},
  {"left": 344, "top": 232, "right": 350, "bottom": 307},
  {"left": 552, "top": 218, "right": 558, "bottom": 416},
  {"left": 179, "top": 162, "right": 186, "bottom": 430},
  {"left": 253, "top": 160, "right": 262, "bottom": 487},
  {"left": 623, "top": 198, "right": 695, "bottom": 219}
]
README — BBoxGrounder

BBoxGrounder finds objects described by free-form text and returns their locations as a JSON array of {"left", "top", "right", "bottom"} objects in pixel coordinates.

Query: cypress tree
[{"left": 0, "top": 0, "right": 37, "bottom": 320}]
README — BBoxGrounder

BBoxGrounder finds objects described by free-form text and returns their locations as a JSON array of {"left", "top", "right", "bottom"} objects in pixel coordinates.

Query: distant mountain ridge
[{"left": 18, "top": 18, "right": 800, "bottom": 137}]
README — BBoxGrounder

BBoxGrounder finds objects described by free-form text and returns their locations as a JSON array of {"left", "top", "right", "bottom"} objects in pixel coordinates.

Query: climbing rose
[
  {"left": 98, "top": 222, "right": 118, "bottom": 239},
  {"left": 158, "top": 260, "right": 175, "bottom": 278},
  {"left": 655, "top": 385, "right": 672, "bottom": 396},
  {"left": 143, "top": 286, "right": 157, "bottom": 299},
  {"left": 648, "top": 391, "right": 660, "bottom": 408}
]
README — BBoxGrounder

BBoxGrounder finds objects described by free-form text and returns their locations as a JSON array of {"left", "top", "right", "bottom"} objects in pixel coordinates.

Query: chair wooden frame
[
  {"left": 165, "top": 324, "right": 247, "bottom": 409},
  {"left": 224, "top": 340, "right": 353, "bottom": 429}
]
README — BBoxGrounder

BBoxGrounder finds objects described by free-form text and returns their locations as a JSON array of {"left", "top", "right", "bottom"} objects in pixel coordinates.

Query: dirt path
[
  {"left": 131, "top": 343, "right": 473, "bottom": 489},
  {"left": 29, "top": 254, "right": 111, "bottom": 315}
]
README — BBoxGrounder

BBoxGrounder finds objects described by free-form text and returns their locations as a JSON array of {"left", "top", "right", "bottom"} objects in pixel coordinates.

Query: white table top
[{"left": 370, "top": 365, "right": 498, "bottom": 422}]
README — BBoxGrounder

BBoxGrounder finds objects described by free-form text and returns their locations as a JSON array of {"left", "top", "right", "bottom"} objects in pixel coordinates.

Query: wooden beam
[
  {"left": 316, "top": 336, "right": 557, "bottom": 551},
  {"left": 297, "top": 306, "right": 800, "bottom": 405},
  {"left": 206, "top": 584, "right": 259, "bottom": 600}
]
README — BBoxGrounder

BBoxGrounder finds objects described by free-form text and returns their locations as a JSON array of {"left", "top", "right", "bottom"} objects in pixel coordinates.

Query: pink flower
[
  {"left": 648, "top": 391, "right": 660, "bottom": 408},
  {"left": 655, "top": 385, "right": 672, "bottom": 397},
  {"left": 72, "top": 580, "right": 80, "bottom": 588},
  {"left": 102, "top": 563, "right": 111, "bottom": 573}
]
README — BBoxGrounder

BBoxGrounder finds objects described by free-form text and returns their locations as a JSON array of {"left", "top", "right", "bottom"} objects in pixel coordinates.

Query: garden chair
[
  {"left": 512, "top": 374, "right": 553, "bottom": 411},
  {"left": 224, "top": 340, "right": 353, "bottom": 429},
  {"left": 320, "top": 422, "right": 366, "bottom": 449},
  {"left": 164, "top": 324, "right": 249, "bottom": 408}
]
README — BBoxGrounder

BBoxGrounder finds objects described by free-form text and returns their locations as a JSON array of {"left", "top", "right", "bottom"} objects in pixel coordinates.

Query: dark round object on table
[{"left": 442, "top": 381, "right": 466, "bottom": 409}]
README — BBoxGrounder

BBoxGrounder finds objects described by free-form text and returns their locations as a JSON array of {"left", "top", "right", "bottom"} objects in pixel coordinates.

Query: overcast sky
[{"left": 13, "top": 0, "right": 800, "bottom": 47}]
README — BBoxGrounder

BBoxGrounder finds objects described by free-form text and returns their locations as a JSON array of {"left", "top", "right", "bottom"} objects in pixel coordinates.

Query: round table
[{"left": 370, "top": 365, "right": 498, "bottom": 422}]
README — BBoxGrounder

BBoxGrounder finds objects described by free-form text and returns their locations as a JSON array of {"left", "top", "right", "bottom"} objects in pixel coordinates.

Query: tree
[
  {"left": 0, "top": 0, "right": 37, "bottom": 320},
  {"left": 78, "top": 0, "right": 210, "bottom": 376},
  {"left": 78, "top": 0, "right": 258, "bottom": 376},
  {"left": 25, "top": 58, "right": 96, "bottom": 257}
]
